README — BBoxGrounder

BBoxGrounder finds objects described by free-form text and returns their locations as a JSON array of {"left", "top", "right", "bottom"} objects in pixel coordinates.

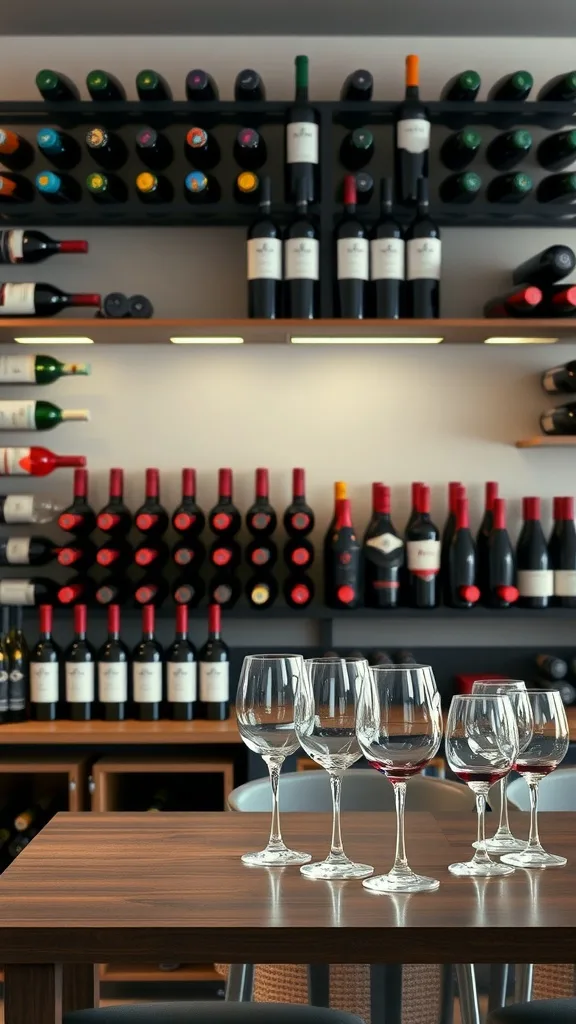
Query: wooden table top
[{"left": 0, "top": 811, "right": 575, "bottom": 965}]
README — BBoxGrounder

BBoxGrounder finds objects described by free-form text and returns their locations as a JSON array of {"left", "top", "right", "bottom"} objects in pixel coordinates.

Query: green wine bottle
[
  {"left": 487, "top": 172, "right": 533, "bottom": 203},
  {"left": 537, "top": 172, "right": 576, "bottom": 204},
  {"left": 86, "top": 171, "right": 127, "bottom": 203},
  {"left": 537, "top": 130, "right": 576, "bottom": 171},
  {"left": 487, "top": 130, "right": 532, "bottom": 170},
  {"left": 0, "top": 355, "right": 91, "bottom": 386},
  {"left": 439, "top": 171, "right": 482, "bottom": 204},
  {"left": 538, "top": 72, "right": 576, "bottom": 102},
  {"left": 35, "top": 69, "right": 80, "bottom": 102},
  {"left": 440, "top": 129, "right": 482, "bottom": 171},
  {"left": 488, "top": 71, "right": 533, "bottom": 101},
  {"left": 136, "top": 70, "right": 172, "bottom": 101},
  {"left": 0, "top": 400, "right": 89, "bottom": 431},
  {"left": 441, "top": 70, "right": 481, "bottom": 101},
  {"left": 86, "top": 70, "right": 126, "bottom": 101}
]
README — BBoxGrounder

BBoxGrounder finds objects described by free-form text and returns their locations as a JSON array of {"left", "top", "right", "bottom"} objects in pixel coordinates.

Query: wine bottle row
[
  {"left": 439, "top": 128, "right": 576, "bottom": 174},
  {"left": 0, "top": 792, "right": 60, "bottom": 868},
  {"left": 540, "top": 356, "right": 576, "bottom": 435},
  {"left": 0, "top": 602, "right": 229, "bottom": 724},
  {"left": 485, "top": 244, "right": 576, "bottom": 319}
]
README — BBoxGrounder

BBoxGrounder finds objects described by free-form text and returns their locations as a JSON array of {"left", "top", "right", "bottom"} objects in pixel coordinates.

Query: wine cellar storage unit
[{"left": 90, "top": 754, "right": 235, "bottom": 811}]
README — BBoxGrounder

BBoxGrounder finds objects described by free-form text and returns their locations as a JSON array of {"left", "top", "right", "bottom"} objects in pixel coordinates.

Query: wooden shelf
[
  {"left": 516, "top": 436, "right": 576, "bottom": 448},
  {"left": 0, "top": 717, "right": 241, "bottom": 745},
  {"left": 0, "top": 317, "right": 574, "bottom": 346},
  {"left": 99, "top": 963, "right": 220, "bottom": 983}
]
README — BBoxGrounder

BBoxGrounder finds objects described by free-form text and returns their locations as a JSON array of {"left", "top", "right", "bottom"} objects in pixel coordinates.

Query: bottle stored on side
[
  {"left": 484, "top": 285, "right": 542, "bottom": 318},
  {"left": 58, "top": 468, "right": 95, "bottom": 536},
  {"left": 97, "top": 468, "right": 131, "bottom": 536},
  {"left": 135, "top": 468, "right": 168, "bottom": 536},
  {"left": 541, "top": 401, "right": 576, "bottom": 435},
  {"left": 208, "top": 468, "right": 241, "bottom": 537}
]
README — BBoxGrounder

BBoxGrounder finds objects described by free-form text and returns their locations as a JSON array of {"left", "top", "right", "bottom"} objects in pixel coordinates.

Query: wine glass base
[
  {"left": 449, "top": 859, "right": 515, "bottom": 877},
  {"left": 473, "top": 836, "right": 527, "bottom": 854},
  {"left": 242, "top": 848, "right": 312, "bottom": 867},
  {"left": 501, "top": 848, "right": 567, "bottom": 868},
  {"left": 363, "top": 870, "right": 440, "bottom": 894},
  {"left": 301, "top": 859, "right": 373, "bottom": 880}
]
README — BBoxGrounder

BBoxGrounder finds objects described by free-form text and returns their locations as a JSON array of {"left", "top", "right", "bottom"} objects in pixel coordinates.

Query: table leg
[
  {"left": 455, "top": 965, "right": 480, "bottom": 1024},
  {"left": 4, "top": 964, "right": 62, "bottom": 1024},
  {"left": 515, "top": 964, "right": 533, "bottom": 1004},
  {"left": 225, "top": 965, "right": 254, "bottom": 1002},
  {"left": 62, "top": 964, "right": 99, "bottom": 1014}
]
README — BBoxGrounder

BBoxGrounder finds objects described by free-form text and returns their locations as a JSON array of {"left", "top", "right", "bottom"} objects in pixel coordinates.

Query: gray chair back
[{"left": 507, "top": 768, "right": 576, "bottom": 811}]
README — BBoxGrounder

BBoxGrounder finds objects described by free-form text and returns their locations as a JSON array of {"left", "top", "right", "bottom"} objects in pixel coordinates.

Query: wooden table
[{"left": 0, "top": 810, "right": 574, "bottom": 1024}]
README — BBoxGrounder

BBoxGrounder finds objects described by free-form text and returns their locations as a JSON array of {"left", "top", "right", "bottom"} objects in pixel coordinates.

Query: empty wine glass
[
  {"left": 356, "top": 664, "right": 443, "bottom": 893},
  {"left": 236, "top": 654, "right": 311, "bottom": 866},
  {"left": 471, "top": 680, "right": 533, "bottom": 854},
  {"left": 446, "top": 694, "right": 519, "bottom": 877},
  {"left": 501, "top": 689, "right": 569, "bottom": 869},
  {"left": 295, "top": 656, "right": 373, "bottom": 880}
]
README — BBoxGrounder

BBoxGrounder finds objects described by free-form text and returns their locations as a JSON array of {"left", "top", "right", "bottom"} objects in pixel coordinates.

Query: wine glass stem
[
  {"left": 392, "top": 781, "right": 409, "bottom": 872},
  {"left": 472, "top": 791, "right": 492, "bottom": 865},
  {"left": 264, "top": 756, "right": 285, "bottom": 850},
  {"left": 328, "top": 771, "right": 345, "bottom": 860},
  {"left": 527, "top": 781, "right": 542, "bottom": 850},
  {"left": 496, "top": 776, "right": 511, "bottom": 834}
]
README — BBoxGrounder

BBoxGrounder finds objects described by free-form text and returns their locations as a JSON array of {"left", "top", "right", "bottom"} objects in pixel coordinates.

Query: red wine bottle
[
  {"left": 476, "top": 481, "right": 498, "bottom": 602},
  {"left": 285, "top": 55, "right": 318, "bottom": 204},
  {"left": 394, "top": 55, "right": 430, "bottom": 206},
  {"left": 167, "top": 605, "right": 196, "bottom": 721},
  {"left": 0, "top": 447, "right": 86, "bottom": 478},
  {"left": 325, "top": 497, "right": 362, "bottom": 609},
  {"left": 484, "top": 285, "right": 542, "bottom": 318},
  {"left": 284, "top": 177, "right": 319, "bottom": 319},
  {"left": 0, "top": 231, "right": 87, "bottom": 265},
  {"left": 0, "top": 535, "right": 57, "bottom": 566},
  {"left": 57, "top": 540, "right": 96, "bottom": 571},
  {"left": 549, "top": 496, "right": 576, "bottom": 608},
  {"left": 323, "top": 481, "right": 347, "bottom": 596},
  {"left": 135, "top": 468, "right": 168, "bottom": 536},
  {"left": 136, "top": 69, "right": 173, "bottom": 101},
  {"left": 185, "top": 69, "right": 219, "bottom": 101},
  {"left": 405, "top": 481, "right": 424, "bottom": 533},
  {"left": 247, "top": 177, "right": 282, "bottom": 319},
  {"left": 97, "top": 604, "right": 129, "bottom": 721},
  {"left": 441, "top": 481, "right": 464, "bottom": 601},
  {"left": 30, "top": 605, "right": 60, "bottom": 721},
  {"left": 132, "top": 605, "right": 163, "bottom": 721},
  {"left": 0, "top": 283, "right": 100, "bottom": 317},
  {"left": 235, "top": 69, "right": 266, "bottom": 102},
  {"left": 405, "top": 177, "right": 441, "bottom": 318},
  {"left": 172, "top": 538, "right": 205, "bottom": 572},
  {"left": 7, "top": 607, "right": 28, "bottom": 722},
  {"left": 517, "top": 496, "right": 552, "bottom": 609},
  {"left": 336, "top": 175, "right": 368, "bottom": 318},
  {"left": 64, "top": 604, "right": 95, "bottom": 721},
  {"left": 171, "top": 575, "right": 205, "bottom": 607},
  {"left": 406, "top": 484, "right": 440, "bottom": 609},
  {"left": 446, "top": 496, "right": 480, "bottom": 609},
  {"left": 246, "top": 537, "right": 278, "bottom": 570},
  {"left": 97, "top": 468, "right": 131, "bottom": 536},
  {"left": 363, "top": 483, "right": 404, "bottom": 609},
  {"left": 133, "top": 578, "right": 169, "bottom": 608},
  {"left": 95, "top": 576, "right": 131, "bottom": 607},
  {"left": 284, "top": 537, "right": 313, "bottom": 571},
  {"left": 134, "top": 539, "right": 169, "bottom": 571},
  {"left": 135, "top": 127, "right": 173, "bottom": 171},
  {"left": 540, "top": 284, "right": 576, "bottom": 317},
  {"left": 284, "top": 468, "right": 314, "bottom": 537},
  {"left": 209, "top": 538, "right": 241, "bottom": 571},
  {"left": 247, "top": 468, "right": 277, "bottom": 536},
  {"left": 246, "top": 574, "right": 279, "bottom": 609},
  {"left": 209, "top": 469, "right": 241, "bottom": 537},
  {"left": 284, "top": 574, "right": 315, "bottom": 608},
  {"left": 172, "top": 468, "right": 205, "bottom": 537},
  {"left": 198, "top": 604, "right": 229, "bottom": 720},
  {"left": 512, "top": 245, "right": 575, "bottom": 287},
  {"left": 0, "top": 577, "right": 57, "bottom": 606},
  {"left": 486, "top": 498, "right": 519, "bottom": 609},
  {"left": 208, "top": 573, "right": 241, "bottom": 609},
  {"left": 58, "top": 469, "right": 95, "bottom": 537},
  {"left": 96, "top": 540, "right": 133, "bottom": 571},
  {"left": 370, "top": 178, "right": 404, "bottom": 319},
  {"left": 57, "top": 576, "right": 96, "bottom": 607}
]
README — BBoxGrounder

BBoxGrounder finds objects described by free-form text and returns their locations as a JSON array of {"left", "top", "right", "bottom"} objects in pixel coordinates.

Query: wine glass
[
  {"left": 501, "top": 689, "right": 570, "bottom": 869},
  {"left": 471, "top": 680, "right": 533, "bottom": 853},
  {"left": 236, "top": 654, "right": 311, "bottom": 867},
  {"left": 295, "top": 656, "right": 373, "bottom": 880},
  {"left": 445, "top": 694, "right": 519, "bottom": 877},
  {"left": 356, "top": 664, "right": 443, "bottom": 893}
]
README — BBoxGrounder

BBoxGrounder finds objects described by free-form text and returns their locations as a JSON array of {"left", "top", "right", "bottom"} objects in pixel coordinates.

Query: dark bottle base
[
  {"left": 32, "top": 703, "right": 58, "bottom": 721},
  {"left": 518, "top": 598, "right": 550, "bottom": 609},
  {"left": 103, "top": 703, "right": 126, "bottom": 721},
  {"left": 171, "top": 702, "right": 195, "bottom": 721},
  {"left": 556, "top": 597, "right": 576, "bottom": 608},
  {"left": 9, "top": 710, "right": 28, "bottom": 723},
  {"left": 136, "top": 704, "right": 160, "bottom": 721},
  {"left": 204, "top": 702, "right": 229, "bottom": 721},
  {"left": 68, "top": 703, "right": 92, "bottom": 721}
]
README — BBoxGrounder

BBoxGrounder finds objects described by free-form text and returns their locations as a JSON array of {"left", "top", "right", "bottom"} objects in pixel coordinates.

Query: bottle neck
[
  {"left": 405, "top": 84, "right": 419, "bottom": 99},
  {"left": 108, "top": 630, "right": 120, "bottom": 641},
  {"left": 335, "top": 499, "right": 353, "bottom": 529},
  {"left": 66, "top": 294, "right": 101, "bottom": 307}
]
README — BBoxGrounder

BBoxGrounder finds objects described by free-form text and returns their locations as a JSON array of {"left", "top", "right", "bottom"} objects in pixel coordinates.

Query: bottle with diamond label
[
  {"left": 198, "top": 604, "right": 229, "bottom": 720},
  {"left": 370, "top": 177, "right": 404, "bottom": 319},
  {"left": 446, "top": 496, "right": 480, "bottom": 609},
  {"left": 336, "top": 175, "right": 368, "bottom": 318},
  {"left": 171, "top": 468, "right": 205, "bottom": 537},
  {"left": 64, "top": 604, "right": 94, "bottom": 721},
  {"left": 405, "top": 177, "right": 440, "bottom": 318},
  {"left": 7, "top": 607, "right": 28, "bottom": 722},
  {"left": 549, "top": 496, "right": 576, "bottom": 608},
  {"left": 132, "top": 605, "right": 163, "bottom": 721},
  {"left": 97, "top": 604, "right": 128, "bottom": 721},
  {"left": 285, "top": 55, "right": 318, "bottom": 204},
  {"left": 406, "top": 483, "right": 440, "bottom": 609},
  {"left": 30, "top": 605, "right": 61, "bottom": 721},
  {"left": 517, "top": 496, "right": 552, "bottom": 609},
  {"left": 283, "top": 468, "right": 315, "bottom": 538},
  {"left": 58, "top": 468, "right": 95, "bottom": 536},
  {"left": 247, "top": 177, "right": 281, "bottom": 319},
  {"left": 363, "top": 483, "right": 404, "bottom": 609},
  {"left": 284, "top": 177, "right": 319, "bottom": 319},
  {"left": 166, "top": 605, "right": 197, "bottom": 721},
  {"left": 395, "top": 55, "right": 430, "bottom": 206},
  {"left": 325, "top": 497, "right": 362, "bottom": 609}
]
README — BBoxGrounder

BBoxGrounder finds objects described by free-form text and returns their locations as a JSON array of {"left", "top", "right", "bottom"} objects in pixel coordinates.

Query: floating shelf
[
  {"left": 516, "top": 436, "right": 576, "bottom": 448},
  {"left": 0, "top": 717, "right": 242, "bottom": 745},
  {"left": 42, "top": 603, "right": 576, "bottom": 621}
]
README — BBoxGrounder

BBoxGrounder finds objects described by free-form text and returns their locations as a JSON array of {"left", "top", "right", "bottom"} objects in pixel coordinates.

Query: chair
[
  {"left": 507, "top": 769, "right": 576, "bottom": 811},
  {"left": 65, "top": 1004, "right": 365, "bottom": 1024},
  {"left": 487, "top": 998, "right": 576, "bottom": 1022}
]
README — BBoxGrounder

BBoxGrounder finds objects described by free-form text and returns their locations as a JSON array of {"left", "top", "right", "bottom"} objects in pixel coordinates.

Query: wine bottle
[
  {"left": 476, "top": 481, "right": 499, "bottom": 601},
  {"left": 534, "top": 676, "right": 576, "bottom": 706},
  {"left": 96, "top": 540, "right": 132, "bottom": 571},
  {"left": 541, "top": 400, "right": 576, "bottom": 435},
  {"left": 323, "top": 480, "right": 347, "bottom": 597},
  {"left": 0, "top": 283, "right": 100, "bottom": 317},
  {"left": 340, "top": 128, "right": 374, "bottom": 172},
  {"left": 483, "top": 285, "right": 542, "bottom": 318},
  {"left": 172, "top": 469, "right": 205, "bottom": 537},
  {"left": 405, "top": 481, "right": 424, "bottom": 533},
  {"left": 535, "top": 651, "right": 568, "bottom": 680},
  {"left": 0, "top": 130, "right": 34, "bottom": 171},
  {"left": 542, "top": 360, "right": 576, "bottom": 394},
  {"left": 0, "top": 608, "right": 9, "bottom": 724},
  {"left": 30, "top": 605, "right": 60, "bottom": 721},
  {"left": 439, "top": 171, "right": 482, "bottom": 204},
  {"left": 134, "top": 539, "right": 169, "bottom": 571},
  {"left": 209, "top": 538, "right": 241, "bottom": 571},
  {"left": 136, "top": 69, "right": 172, "bottom": 101},
  {"left": 537, "top": 130, "right": 576, "bottom": 172},
  {"left": 246, "top": 537, "right": 277, "bottom": 571},
  {"left": 36, "top": 69, "right": 80, "bottom": 102},
  {"left": 285, "top": 55, "right": 318, "bottom": 204},
  {"left": 234, "top": 128, "right": 267, "bottom": 171},
  {"left": 284, "top": 575, "right": 315, "bottom": 608},
  {"left": 363, "top": 483, "right": 404, "bottom": 609},
  {"left": 340, "top": 70, "right": 373, "bottom": 101},
  {"left": 284, "top": 177, "right": 319, "bottom": 319},
  {"left": 235, "top": 69, "right": 266, "bottom": 101},
  {"left": 247, "top": 177, "right": 282, "bottom": 319},
  {"left": 136, "top": 172, "right": 173, "bottom": 203},
  {"left": 166, "top": 605, "right": 196, "bottom": 721},
  {"left": 538, "top": 71, "right": 576, "bottom": 101},
  {"left": 184, "top": 127, "right": 220, "bottom": 171},
  {"left": 135, "top": 127, "right": 173, "bottom": 170},
  {"left": 97, "top": 468, "right": 131, "bottom": 536},
  {"left": 8, "top": 827, "right": 38, "bottom": 859},
  {"left": 394, "top": 55, "right": 430, "bottom": 206},
  {"left": 513, "top": 245, "right": 575, "bottom": 287},
  {"left": 57, "top": 576, "right": 96, "bottom": 607},
  {"left": 172, "top": 536, "right": 205, "bottom": 569},
  {"left": 208, "top": 573, "right": 241, "bottom": 609},
  {"left": 133, "top": 578, "right": 169, "bottom": 607},
  {"left": 64, "top": 604, "right": 94, "bottom": 721},
  {"left": 488, "top": 71, "right": 533, "bottom": 101},
  {"left": 234, "top": 172, "right": 259, "bottom": 207},
  {"left": 0, "top": 173, "right": 33, "bottom": 203},
  {"left": 95, "top": 577, "right": 131, "bottom": 607},
  {"left": 14, "top": 795, "right": 56, "bottom": 832},
  {"left": 440, "top": 129, "right": 482, "bottom": 172},
  {"left": 36, "top": 128, "right": 80, "bottom": 170},
  {"left": 198, "top": 604, "right": 229, "bottom": 720},
  {"left": 325, "top": 497, "right": 362, "bottom": 609},
  {"left": 0, "top": 535, "right": 57, "bottom": 566},
  {"left": 0, "top": 353, "right": 90, "bottom": 385},
  {"left": 283, "top": 537, "right": 313, "bottom": 571},
  {"left": 486, "top": 172, "right": 533, "bottom": 203},
  {"left": 0, "top": 400, "right": 88, "bottom": 432},
  {"left": 0, "top": 447, "right": 86, "bottom": 477},
  {"left": 446, "top": 495, "right": 480, "bottom": 609},
  {"left": 135, "top": 468, "right": 168, "bottom": 536},
  {"left": 185, "top": 70, "right": 219, "bottom": 101},
  {"left": 97, "top": 604, "right": 128, "bottom": 722},
  {"left": 0, "top": 494, "right": 62, "bottom": 525},
  {"left": 246, "top": 574, "right": 278, "bottom": 609},
  {"left": 0, "top": 578, "right": 57, "bottom": 606},
  {"left": 487, "top": 130, "right": 532, "bottom": 171},
  {"left": 184, "top": 170, "right": 220, "bottom": 203},
  {"left": 336, "top": 175, "right": 368, "bottom": 318},
  {"left": 57, "top": 540, "right": 96, "bottom": 571},
  {"left": 246, "top": 468, "right": 277, "bottom": 536},
  {"left": 406, "top": 178, "right": 441, "bottom": 318},
  {"left": 86, "top": 171, "right": 127, "bottom": 203},
  {"left": 441, "top": 481, "right": 464, "bottom": 600},
  {"left": 128, "top": 294, "right": 153, "bottom": 319},
  {"left": 209, "top": 468, "right": 241, "bottom": 537},
  {"left": 131, "top": 605, "right": 162, "bottom": 721},
  {"left": 86, "top": 70, "right": 126, "bottom": 101},
  {"left": 540, "top": 285, "right": 576, "bottom": 317},
  {"left": 537, "top": 173, "right": 576, "bottom": 204},
  {"left": 486, "top": 498, "right": 519, "bottom": 608},
  {"left": 36, "top": 170, "right": 81, "bottom": 204},
  {"left": 406, "top": 483, "right": 440, "bottom": 609},
  {"left": 171, "top": 575, "right": 205, "bottom": 607},
  {"left": 85, "top": 127, "right": 127, "bottom": 170},
  {"left": 441, "top": 71, "right": 481, "bottom": 101},
  {"left": 370, "top": 178, "right": 404, "bottom": 319},
  {"left": 371, "top": 650, "right": 394, "bottom": 666},
  {"left": 102, "top": 294, "right": 130, "bottom": 320},
  {"left": 0, "top": 230, "right": 87, "bottom": 266},
  {"left": 284, "top": 468, "right": 315, "bottom": 537},
  {"left": 58, "top": 468, "right": 95, "bottom": 536},
  {"left": 6, "top": 608, "right": 28, "bottom": 722},
  {"left": 549, "top": 496, "right": 576, "bottom": 607},
  {"left": 517, "top": 497, "right": 552, "bottom": 609}
]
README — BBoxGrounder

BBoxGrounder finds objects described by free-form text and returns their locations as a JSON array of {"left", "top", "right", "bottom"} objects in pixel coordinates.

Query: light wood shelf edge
[
  {"left": 516, "top": 436, "right": 576, "bottom": 448},
  {"left": 99, "top": 963, "right": 220, "bottom": 983},
  {"left": 0, "top": 717, "right": 241, "bottom": 745}
]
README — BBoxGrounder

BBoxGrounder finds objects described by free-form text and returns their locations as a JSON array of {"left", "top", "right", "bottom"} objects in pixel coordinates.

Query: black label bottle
[{"left": 363, "top": 483, "right": 404, "bottom": 608}]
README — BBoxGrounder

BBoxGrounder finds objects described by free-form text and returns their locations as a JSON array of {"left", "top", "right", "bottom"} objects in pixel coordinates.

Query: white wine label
[
  {"left": 0, "top": 283, "right": 36, "bottom": 315},
  {"left": 0, "top": 355, "right": 36, "bottom": 383},
  {"left": 5, "top": 537, "right": 32, "bottom": 564},
  {"left": 540, "top": 413, "right": 555, "bottom": 434},
  {"left": 30, "top": 663, "right": 59, "bottom": 703},
  {"left": 517, "top": 569, "right": 554, "bottom": 598},
  {"left": 65, "top": 662, "right": 95, "bottom": 703},
  {"left": 337, "top": 237, "right": 369, "bottom": 281},
  {"left": 407, "top": 238, "right": 442, "bottom": 281},
  {"left": 284, "top": 237, "right": 320, "bottom": 280},
  {"left": 133, "top": 662, "right": 162, "bottom": 703},
  {"left": 0, "top": 448, "right": 31, "bottom": 475},
  {"left": 0, "top": 579, "right": 34, "bottom": 605},
  {"left": 542, "top": 368, "right": 561, "bottom": 393},
  {"left": 555, "top": 570, "right": 576, "bottom": 597},
  {"left": 0, "top": 231, "right": 24, "bottom": 264},
  {"left": 370, "top": 237, "right": 406, "bottom": 281},
  {"left": 407, "top": 539, "right": 441, "bottom": 578},
  {"left": 167, "top": 662, "right": 197, "bottom": 703},
  {"left": 98, "top": 662, "right": 128, "bottom": 703},
  {"left": 1, "top": 495, "right": 35, "bottom": 523},
  {"left": 199, "top": 661, "right": 229, "bottom": 703},
  {"left": 366, "top": 533, "right": 404, "bottom": 555},
  {"left": 286, "top": 121, "right": 319, "bottom": 164},
  {"left": 396, "top": 118, "right": 431, "bottom": 154},
  {"left": 247, "top": 237, "right": 282, "bottom": 281},
  {"left": 0, "top": 400, "right": 36, "bottom": 430}
]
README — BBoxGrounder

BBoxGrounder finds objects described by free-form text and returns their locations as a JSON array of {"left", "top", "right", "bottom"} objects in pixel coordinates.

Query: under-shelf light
[
  {"left": 291, "top": 336, "right": 444, "bottom": 345},
  {"left": 170, "top": 336, "right": 244, "bottom": 344},
  {"left": 14, "top": 336, "right": 94, "bottom": 345},
  {"left": 484, "top": 336, "right": 559, "bottom": 345}
]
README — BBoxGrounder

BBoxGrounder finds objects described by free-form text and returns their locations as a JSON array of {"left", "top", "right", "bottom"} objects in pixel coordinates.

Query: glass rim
[
  {"left": 242, "top": 653, "right": 304, "bottom": 661},
  {"left": 370, "top": 663, "right": 432, "bottom": 672},
  {"left": 304, "top": 655, "right": 368, "bottom": 663},
  {"left": 472, "top": 679, "right": 526, "bottom": 686},
  {"left": 450, "top": 692, "right": 514, "bottom": 701}
]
